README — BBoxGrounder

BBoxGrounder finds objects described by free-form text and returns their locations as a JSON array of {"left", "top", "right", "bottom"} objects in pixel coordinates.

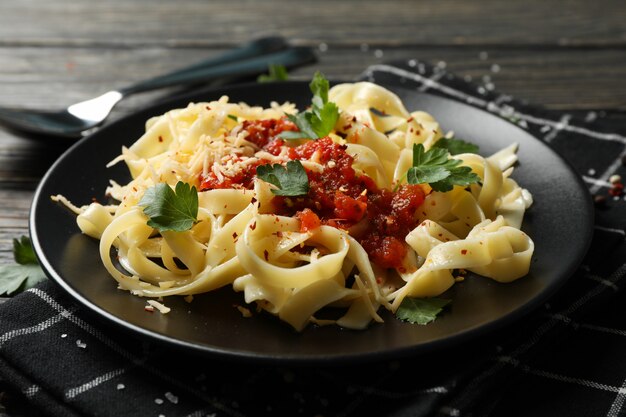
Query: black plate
[{"left": 30, "top": 81, "right": 593, "bottom": 363}]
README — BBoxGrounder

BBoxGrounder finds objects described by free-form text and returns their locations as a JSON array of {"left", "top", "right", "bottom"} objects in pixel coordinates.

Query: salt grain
[
  {"left": 117, "top": 383, "right": 125, "bottom": 390},
  {"left": 588, "top": 168, "right": 596, "bottom": 176},
  {"left": 318, "top": 43, "right": 328, "bottom": 52},
  {"left": 61, "top": 333, "right": 67, "bottom": 338},
  {"left": 155, "top": 398, "right": 164, "bottom": 405},
  {"left": 374, "top": 49, "right": 384, "bottom": 58},
  {"left": 491, "top": 64, "right": 501, "bottom": 73},
  {"left": 479, "top": 51, "right": 489, "bottom": 60},
  {"left": 76, "top": 340, "right": 87, "bottom": 349},
  {"left": 585, "top": 111, "right": 597, "bottom": 123},
  {"left": 165, "top": 391, "right": 179, "bottom": 404}
]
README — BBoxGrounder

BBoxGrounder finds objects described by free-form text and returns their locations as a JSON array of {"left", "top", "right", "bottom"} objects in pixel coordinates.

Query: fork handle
[{"left": 118, "top": 38, "right": 315, "bottom": 96}]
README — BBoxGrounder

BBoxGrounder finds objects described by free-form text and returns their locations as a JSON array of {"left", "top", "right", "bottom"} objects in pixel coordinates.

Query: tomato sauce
[{"left": 199, "top": 118, "right": 426, "bottom": 270}]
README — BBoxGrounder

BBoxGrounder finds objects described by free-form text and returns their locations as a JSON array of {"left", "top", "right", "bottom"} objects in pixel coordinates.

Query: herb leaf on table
[{"left": 0, "top": 236, "right": 46, "bottom": 296}]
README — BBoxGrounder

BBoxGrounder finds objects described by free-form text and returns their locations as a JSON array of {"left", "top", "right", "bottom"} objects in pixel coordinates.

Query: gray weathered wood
[{"left": 1, "top": 0, "right": 625, "bottom": 47}]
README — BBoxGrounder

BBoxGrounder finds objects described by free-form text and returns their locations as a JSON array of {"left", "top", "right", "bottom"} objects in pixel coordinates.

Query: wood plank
[{"left": 0, "top": 0, "right": 625, "bottom": 47}]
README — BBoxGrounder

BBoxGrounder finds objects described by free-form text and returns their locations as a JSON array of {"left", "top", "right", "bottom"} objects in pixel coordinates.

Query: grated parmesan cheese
[{"left": 147, "top": 300, "right": 171, "bottom": 314}]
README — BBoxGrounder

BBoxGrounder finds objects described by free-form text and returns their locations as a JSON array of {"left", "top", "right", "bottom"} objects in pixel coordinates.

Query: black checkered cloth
[{"left": 0, "top": 61, "right": 624, "bottom": 417}]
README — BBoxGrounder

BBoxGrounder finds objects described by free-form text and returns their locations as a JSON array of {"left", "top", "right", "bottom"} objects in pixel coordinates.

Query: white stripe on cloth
[
  {"left": 543, "top": 114, "right": 572, "bottom": 143},
  {"left": 23, "top": 384, "right": 40, "bottom": 399},
  {"left": 594, "top": 225, "right": 626, "bottom": 236},
  {"left": 607, "top": 378, "right": 626, "bottom": 417},
  {"left": 66, "top": 368, "right": 127, "bottom": 399},
  {"left": 26, "top": 288, "right": 245, "bottom": 417},
  {"left": 584, "top": 176, "right": 612, "bottom": 188},
  {"left": 0, "top": 312, "right": 66, "bottom": 347},
  {"left": 584, "top": 273, "right": 620, "bottom": 292},
  {"left": 498, "top": 356, "right": 626, "bottom": 394}
]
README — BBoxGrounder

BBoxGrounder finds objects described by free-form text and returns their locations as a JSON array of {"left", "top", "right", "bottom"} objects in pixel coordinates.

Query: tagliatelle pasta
[{"left": 53, "top": 80, "right": 534, "bottom": 331}]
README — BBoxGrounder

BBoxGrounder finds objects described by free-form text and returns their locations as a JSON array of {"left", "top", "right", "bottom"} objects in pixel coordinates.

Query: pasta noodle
[{"left": 54, "top": 81, "right": 534, "bottom": 331}]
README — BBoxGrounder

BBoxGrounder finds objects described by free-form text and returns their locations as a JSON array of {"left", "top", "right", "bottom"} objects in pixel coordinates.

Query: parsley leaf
[
  {"left": 256, "top": 160, "right": 310, "bottom": 196},
  {"left": 396, "top": 297, "right": 451, "bottom": 325},
  {"left": 0, "top": 236, "right": 46, "bottom": 296},
  {"left": 257, "top": 64, "right": 289, "bottom": 83},
  {"left": 407, "top": 144, "right": 480, "bottom": 192},
  {"left": 14, "top": 235, "right": 38, "bottom": 265},
  {"left": 139, "top": 181, "right": 198, "bottom": 232},
  {"left": 432, "top": 137, "right": 480, "bottom": 155},
  {"left": 278, "top": 71, "right": 339, "bottom": 140}
]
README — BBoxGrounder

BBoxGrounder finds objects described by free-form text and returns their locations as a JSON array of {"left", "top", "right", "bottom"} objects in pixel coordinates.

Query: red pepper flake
[
  {"left": 250, "top": 221, "right": 257, "bottom": 230},
  {"left": 251, "top": 197, "right": 257, "bottom": 204},
  {"left": 406, "top": 117, "right": 414, "bottom": 123},
  {"left": 609, "top": 183, "right": 624, "bottom": 196},
  {"left": 232, "top": 232, "right": 238, "bottom": 240},
  {"left": 263, "top": 249, "right": 269, "bottom": 261},
  {"left": 206, "top": 106, "right": 211, "bottom": 111},
  {"left": 376, "top": 277, "right": 383, "bottom": 284},
  {"left": 461, "top": 249, "right": 468, "bottom": 255},
  {"left": 343, "top": 124, "right": 352, "bottom": 131},
  {"left": 158, "top": 136, "right": 163, "bottom": 142},
  {"left": 91, "top": 197, "right": 98, "bottom": 202}
]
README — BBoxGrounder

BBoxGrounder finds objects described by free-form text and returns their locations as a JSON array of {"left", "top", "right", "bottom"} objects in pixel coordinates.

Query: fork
[{"left": 0, "top": 37, "right": 316, "bottom": 139}]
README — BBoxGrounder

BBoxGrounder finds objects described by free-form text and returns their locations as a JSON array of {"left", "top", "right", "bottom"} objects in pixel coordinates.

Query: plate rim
[{"left": 29, "top": 80, "right": 594, "bottom": 363}]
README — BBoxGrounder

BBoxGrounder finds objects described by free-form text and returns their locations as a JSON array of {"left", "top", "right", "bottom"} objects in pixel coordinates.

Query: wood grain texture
[
  {"left": 0, "top": 46, "right": 625, "bottom": 111},
  {"left": 1, "top": 0, "right": 625, "bottom": 47}
]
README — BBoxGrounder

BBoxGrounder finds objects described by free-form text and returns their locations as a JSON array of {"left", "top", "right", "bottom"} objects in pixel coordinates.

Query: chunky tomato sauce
[{"left": 199, "top": 118, "right": 425, "bottom": 270}]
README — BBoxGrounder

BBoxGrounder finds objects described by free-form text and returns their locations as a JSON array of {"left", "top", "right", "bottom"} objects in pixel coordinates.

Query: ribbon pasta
[{"left": 56, "top": 82, "right": 534, "bottom": 331}]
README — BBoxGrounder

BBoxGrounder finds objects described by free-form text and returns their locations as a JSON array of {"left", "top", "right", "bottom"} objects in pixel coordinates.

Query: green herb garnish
[
  {"left": 257, "top": 64, "right": 289, "bottom": 83},
  {"left": 396, "top": 297, "right": 451, "bottom": 325},
  {"left": 139, "top": 181, "right": 198, "bottom": 232},
  {"left": 432, "top": 137, "right": 479, "bottom": 155},
  {"left": 256, "top": 160, "right": 310, "bottom": 196},
  {"left": 278, "top": 71, "right": 339, "bottom": 140},
  {"left": 0, "top": 236, "right": 46, "bottom": 296},
  {"left": 407, "top": 144, "right": 480, "bottom": 192},
  {"left": 227, "top": 114, "right": 238, "bottom": 122}
]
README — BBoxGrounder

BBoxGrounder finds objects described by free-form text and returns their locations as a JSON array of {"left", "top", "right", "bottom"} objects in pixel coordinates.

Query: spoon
[{"left": 0, "top": 37, "right": 316, "bottom": 139}]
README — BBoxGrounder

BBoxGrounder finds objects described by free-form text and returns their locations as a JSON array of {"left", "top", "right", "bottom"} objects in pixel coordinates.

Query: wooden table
[{"left": 0, "top": 0, "right": 624, "bottom": 413}]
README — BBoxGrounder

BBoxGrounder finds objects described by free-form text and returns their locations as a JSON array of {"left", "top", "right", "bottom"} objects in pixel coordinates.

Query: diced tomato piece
[
  {"left": 296, "top": 208, "right": 321, "bottom": 232},
  {"left": 333, "top": 191, "right": 367, "bottom": 222}
]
